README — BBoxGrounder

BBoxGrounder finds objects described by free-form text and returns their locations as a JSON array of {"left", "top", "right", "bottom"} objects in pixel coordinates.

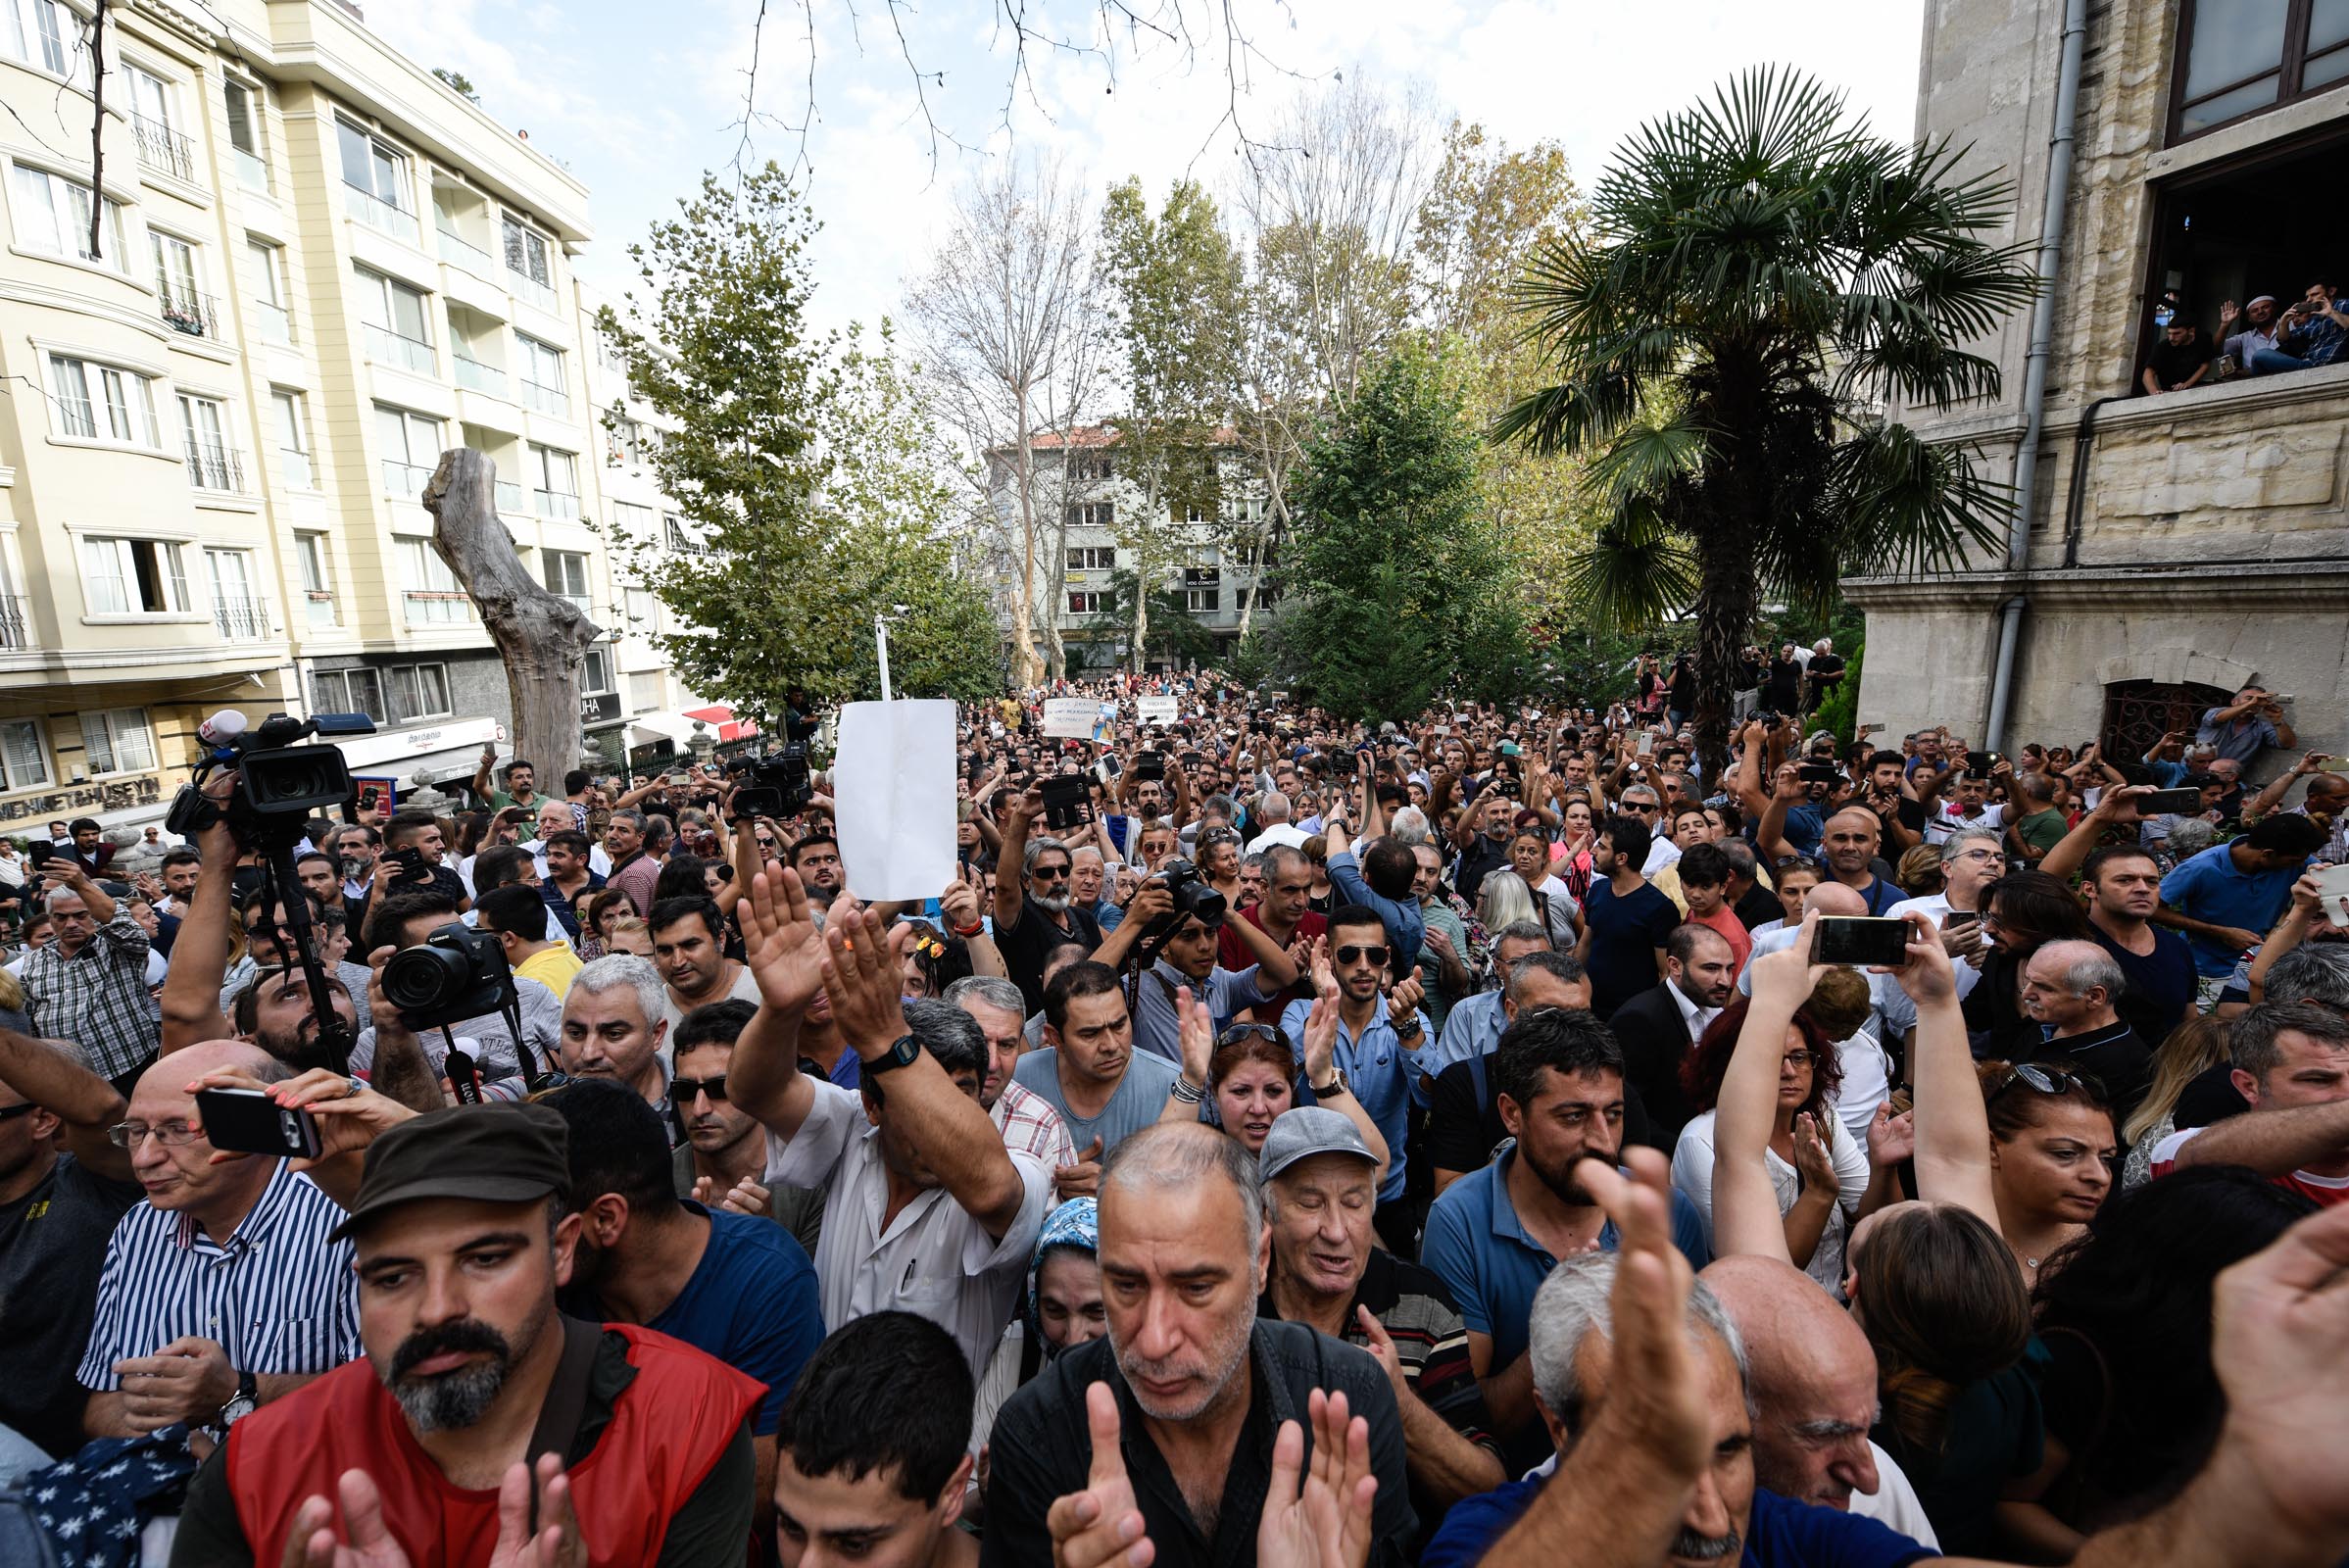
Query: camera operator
[
  {"left": 350, "top": 812, "right": 470, "bottom": 955},
  {"left": 352, "top": 891, "right": 563, "bottom": 1091},
  {"left": 1091, "top": 863, "right": 1301, "bottom": 1065}
]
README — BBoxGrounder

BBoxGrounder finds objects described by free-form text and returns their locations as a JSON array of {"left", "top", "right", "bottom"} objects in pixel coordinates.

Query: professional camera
[
  {"left": 382, "top": 920, "right": 515, "bottom": 1033},
  {"left": 167, "top": 709, "right": 376, "bottom": 850},
  {"left": 1155, "top": 858, "right": 1227, "bottom": 927},
  {"left": 725, "top": 742, "right": 814, "bottom": 820}
]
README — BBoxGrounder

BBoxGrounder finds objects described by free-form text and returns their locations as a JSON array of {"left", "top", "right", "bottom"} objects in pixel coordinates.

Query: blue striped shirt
[{"left": 76, "top": 1160, "right": 361, "bottom": 1391}]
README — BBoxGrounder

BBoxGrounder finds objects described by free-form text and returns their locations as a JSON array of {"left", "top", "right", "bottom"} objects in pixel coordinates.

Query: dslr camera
[
  {"left": 1154, "top": 858, "right": 1227, "bottom": 927},
  {"left": 382, "top": 920, "right": 514, "bottom": 1032},
  {"left": 724, "top": 743, "right": 814, "bottom": 820}
]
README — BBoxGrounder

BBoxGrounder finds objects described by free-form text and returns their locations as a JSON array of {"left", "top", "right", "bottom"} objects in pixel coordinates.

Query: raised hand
[
  {"left": 1307, "top": 935, "right": 1339, "bottom": 1003},
  {"left": 490, "top": 1454, "right": 586, "bottom": 1568},
  {"left": 1301, "top": 994, "right": 1340, "bottom": 1086},
  {"left": 1790, "top": 1111, "right": 1835, "bottom": 1194},
  {"left": 741, "top": 866, "right": 827, "bottom": 1013},
  {"left": 1867, "top": 1102, "right": 1917, "bottom": 1167},
  {"left": 1577, "top": 1149, "right": 1711, "bottom": 1483},
  {"left": 1386, "top": 974, "right": 1425, "bottom": 1018},
  {"left": 192, "top": 1066, "right": 417, "bottom": 1171},
  {"left": 1257, "top": 1388, "right": 1379, "bottom": 1568},
  {"left": 1047, "top": 1381, "right": 1152, "bottom": 1568},
  {"left": 819, "top": 906, "right": 912, "bottom": 1057},
  {"left": 1883, "top": 911, "right": 1957, "bottom": 1005},
  {"left": 1056, "top": 1136, "right": 1106, "bottom": 1201},
  {"left": 1175, "top": 985, "right": 1215, "bottom": 1088},
  {"left": 2094, "top": 783, "right": 2159, "bottom": 823},
  {"left": 1748, "top": 911, "right": 1829, "bottom": 1012},
  {"left": 282, "top": 1468, "right": 414, "bottom": 1568}
]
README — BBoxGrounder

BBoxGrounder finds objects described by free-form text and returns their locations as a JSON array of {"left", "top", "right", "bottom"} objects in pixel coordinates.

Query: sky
[{"left": 370, "top": 0, "right": 1930, "bottom": 335}]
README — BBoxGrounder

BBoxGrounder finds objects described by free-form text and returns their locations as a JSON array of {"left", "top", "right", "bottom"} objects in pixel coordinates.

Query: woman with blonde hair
[
  {"left": 1475, "top": 869, "right": 1539, "bottom": 938},
  {"left": 2120, "top": 1015, "right": 2234, "bottom": 1190}
]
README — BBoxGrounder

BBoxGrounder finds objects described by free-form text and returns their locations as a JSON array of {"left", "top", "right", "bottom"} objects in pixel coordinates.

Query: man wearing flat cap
[{"left": 171, "top": 1101, "right": 764, "bottom": 1567}]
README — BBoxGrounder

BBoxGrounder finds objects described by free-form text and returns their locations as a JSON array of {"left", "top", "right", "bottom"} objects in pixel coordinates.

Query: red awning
[{"left": 684, "top": 704, "right": 760, "bottom": 743}]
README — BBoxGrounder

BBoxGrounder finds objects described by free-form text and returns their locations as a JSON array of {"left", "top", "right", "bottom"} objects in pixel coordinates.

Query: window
[
  {"left": 49, "top": 356, "right": 162, "bottom": 447},
  {"left": 356, "top": 267, "right": 435, "bottom": 373},
  {"left": 80, "top": 537, "right": 189, "bottom": 615},
  {"left": 295, "top": 532, "right": 335, "bottom": 627},
  {"left": 664, "top": 514, "right": 712, "bottom": 554},
  {"left": 624, "top": 586, "right": 660, "bottom": 632},
  {"left": 11, "top": 166, "right": 126, "bottom": 268},
  {"left": 223, "top": 79, "right": 269, "bottom": 191},
  {"left": 1070, "top": 454, "right": 1114, "bottom": 481},
  {"left": 581, "top": 647, "right": 614, "bottom": 695},
  {"left": 628, "top": 669, "right": 667, "bottom": 713},
  {"left": 247, "top": 239, "right": 290, "bottom": 343},
  {"left": 516, "top": 334, "right": 568, "bottom": 416},
  {"left": 1067, "top": 546, "right": 1115, "bottom": 571},
  {"left": 207, "top": 549, "right": 266, "bottom": 637},
  {"left": 0, "top": 719, "right": 50, "bottom": 791},
  {"left": 337, "top": 117, "right": 415, "bottom": 238},
  {"left": 612, "top": 501, "right": 656, "bottom": 535},
  {"left": 1068, "top": 591, "right": 1105, "bottom": 614},
  {"left": 529, "top": 443, "right": 578, "bottom": 517},
  {"left": 1065, "top": 502, "right": 1115, "bottom": 529},
  {"left": 501, "top": 211, "right": 553, "bottom": 303},
  {"left": 273, "top": 390, "right": 314, "bottom": 490},
  {"left": 6, "top": 0, "right": 81, "bottom": 80},
  {"left": 312, "top": 667, "right": 387, "bottom": 723},
  {"left": 80, "top": 709, "right": 157, "bottom": 775},
  {"left": 149, "top": 231, "right": 214, "bottom": 336},
  {"left": 543, "top": 549, "right": 591, "bottom": 612},
  {"left": 1184, "top": 566, "right": 1220, "bottom": 613},
  {"left": 375, "top": 404, "right": 444, "bottom": 498},
  {"left": 2174, "top": 0, "right": 2349, "bottom": 136},
  {"left": 609, "top": 415, "right": 654, "bottom": 466},
  {"left": 127, "top": 65, "right": 195, "bottom": 181},
  {"left": 387, "top": 662, "right": 452, "bottom": 721},
  {"left": 398, "top": 538, "right": 473, "bottom": 624},
  {"left": 179, "top": 394, "right": 243, "bottom": 493}
]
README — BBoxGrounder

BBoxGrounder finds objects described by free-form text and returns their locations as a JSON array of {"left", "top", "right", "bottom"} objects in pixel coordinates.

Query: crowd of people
[{"left": 3, "top": 674, "right": 2349, "bottom": 1568}]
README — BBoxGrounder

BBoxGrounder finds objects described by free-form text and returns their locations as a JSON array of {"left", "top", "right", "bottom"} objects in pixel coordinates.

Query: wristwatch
[
  {"left": 1310, "top": 1067, "right": 1351, "bottom": 1100},
  {"left": 220, "top": 1370, "right": 258, "bottom": 1428},
  {"left": 862, "top": 1033, "right": 922, "bottom": 1077},
  {"left": 1393, "top": 1012, "right": 1426, "bottom": 1042}
]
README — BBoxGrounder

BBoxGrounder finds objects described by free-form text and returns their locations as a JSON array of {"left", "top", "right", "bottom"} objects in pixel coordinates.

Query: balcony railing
[
  {"left": 403, "top": 590, "right": 474, "bottom": 625},
  {"left": 436, "top": 223, "right": 494, "bottom": 273},
  {"left": 365, "top": 322, "right": 436, "bottom": 375},
  {"left": 520, "top": 378, "right": 569, "bottom": 417},
  {"left": 158, "top": 284, "right": 220, "bottom": 340},
  {"left": 279, "top": 446, "right": 315, "bottom": 491},
  {"left": 534, "top": 488, "right": 579, "bottom": 519},
  {"left": 344, "top": 181, "right": 418, "bottom": 243},
  {"left": 495, "top": 479, "right": 525, "bottom": 514},
  {"left": 213, "top": 593, "right": 271, "bottom": 640},
  {"left": 302, "top": 590, "right": 337, "bottom": 628},
  {"left": 186, "top": 442, "right": 249, "bottom": 495},
  {"left": 131, "top": 114, "right": 196, "bottom": 181},
  {"left": 231, "top": 145, "right": 269, "bottom": 193},
  {"left": 454, "top": 355, "right": 508, "bottom": 394},
  {"left": 250, "top": 297, "right": 291, "bottom": 344},
  {"left": 382, "top": 459, "right": 434, "bottom": 499},
  {"left": 0, "top": 594, "right": 29, "bottom": 650},
  {"left": 508, "top": 269, "right": 557, "bottom": 311}
]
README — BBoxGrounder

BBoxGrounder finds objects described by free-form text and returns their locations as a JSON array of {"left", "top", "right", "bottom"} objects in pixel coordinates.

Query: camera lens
[{"left": 382, "top": 944, "right": 473, "bottom": 1013}]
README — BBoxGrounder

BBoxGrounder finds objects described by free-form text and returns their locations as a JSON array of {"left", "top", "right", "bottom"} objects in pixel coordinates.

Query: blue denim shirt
[
  {"left": 1326, "top": 849, "right": 1425, "bottom": 974},
  {"left": 1280, "top": 991, "right": 1426, "bottom": 1204}
]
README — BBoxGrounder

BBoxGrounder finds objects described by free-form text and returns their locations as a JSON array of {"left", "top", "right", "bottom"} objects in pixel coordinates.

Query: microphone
[{"left": 199, "top": 710, "right": 249, "bottom": 749}]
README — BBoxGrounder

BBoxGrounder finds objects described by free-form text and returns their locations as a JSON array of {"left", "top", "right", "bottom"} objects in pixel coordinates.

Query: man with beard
[
  {"left": 1575, "top": 815, "right": 1682, "bottom": 1018},
  {"left": 995, "top": 790, "right": 1104, "bottom": 1018},
  {"left": 670, "top": 1000, "right": 828, "bottom": 1258},
  {"left": 547, "top": 1077, "right": 822, "bottom": 1546},
  {"left": 983, "top": 1120, "right": 1416, "bottom": 1568},
  {"left": 651, "top": 895, "right": 762, "bottom": 1034},
  {"left": 1422, "top": 1008, "right": 1708, "bottom": 1475},
  {"left": 2039, "top": 791, "right": 2201, "bottom": 1046},
  {"left": 1607, "top": 924, "right": 1739, "bottom": 1145},
  {"left": 170, "top": 1101, "right": 762, "bottom": 1566},
  {"left": 80, "top": 1041, "right": 361, "bottom": 1445},
  {"left": 789, "top": 833, "right": 848, "bottom": 906}
]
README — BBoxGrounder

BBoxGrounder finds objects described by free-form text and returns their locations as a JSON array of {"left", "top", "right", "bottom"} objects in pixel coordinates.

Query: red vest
[{"left": 226, "top": 1323, "right": 763, "bottom": 1567}]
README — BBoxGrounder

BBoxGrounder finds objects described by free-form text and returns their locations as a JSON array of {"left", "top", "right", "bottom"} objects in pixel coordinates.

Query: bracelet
[
  {"left": 1169, "top": 1077, "right": 1204, "bottom": 1104},
  {"left": 951, "top": 921, "right": 985, "bottom": 938}
]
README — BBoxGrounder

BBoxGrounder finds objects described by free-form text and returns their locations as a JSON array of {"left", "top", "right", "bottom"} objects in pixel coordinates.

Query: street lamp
[{"left": 875, "top": 603, "right": 910, "bottom": 701}]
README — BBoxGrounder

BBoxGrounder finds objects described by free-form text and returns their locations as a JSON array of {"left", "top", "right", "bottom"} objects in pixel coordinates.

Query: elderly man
[
  {"left": 20, "top": 857, "right": 156, "bottom": 1091},
  {"left": 1256, "top": 1107, "right": 1504, "bottom": 1525},
  {"left": 80, "top": 1041, "right": 360, "bottom": 1445},
  {"left": 1246, "top": 791, "right": 1310, "bottom": 855},
  {"left": 2155, "top": 1002, "right": 2349, "bottom": 1204},
  {"left": 995, "top": 792, "right": 1105, "bottom": 1018},
  {"left": 553, "top": 955, "right": 674, "bottom": 1122},
  {"left": 984, "top": 1121, "right": 1416, "bottom": 1568},
  {"left": 946, "top": 974, "right": 1077, "bottom": 1172},
  {"left": 2018, "top": 941, "right": 2152, "bottom": 1124}
]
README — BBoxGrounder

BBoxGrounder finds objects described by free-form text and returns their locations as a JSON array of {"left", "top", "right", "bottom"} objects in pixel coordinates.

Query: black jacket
[{"left": 1608, "top": 982, "right": 1703, "bottom": 1145}]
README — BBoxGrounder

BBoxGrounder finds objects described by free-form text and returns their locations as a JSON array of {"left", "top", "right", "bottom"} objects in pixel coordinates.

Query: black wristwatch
[
  {"left": 862, "top": 1034, "right": 922, "bottom": 1077},
  {"left": 220, "top": 1369, "right": 258, "bottom": 1429}
]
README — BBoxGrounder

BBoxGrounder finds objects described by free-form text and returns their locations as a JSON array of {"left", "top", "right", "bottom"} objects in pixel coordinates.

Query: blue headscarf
[{"left": 1024, "top": 1197, "right": 1101, "bottom": 1358}]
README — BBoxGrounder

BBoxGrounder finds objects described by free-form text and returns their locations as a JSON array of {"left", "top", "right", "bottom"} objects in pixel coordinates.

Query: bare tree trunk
[
  {"left": 1011, "top": 389, "right": 1041, "bottom": 687},
  {"left": 425, "top": 449, "right": 601, "bottom": 781},
  {"left": 86, "top": 0, "right": 108, "bottom": 259}
]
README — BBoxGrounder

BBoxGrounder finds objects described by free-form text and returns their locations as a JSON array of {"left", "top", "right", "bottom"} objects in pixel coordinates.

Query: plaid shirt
[
  {"left": 22, "top": 908, "right": 157, "bottom": 1082},
  {"left": 993, "top": 1076, "right": 1077, "bottom": 1172}
]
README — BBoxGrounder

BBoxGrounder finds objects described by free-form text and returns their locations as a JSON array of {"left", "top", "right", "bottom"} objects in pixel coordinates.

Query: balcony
[
  {"left": 534, "top": 487, "right": 580, "bottom": 520},
  {"left": 213, "top": 593, "right": 271, "bottom": 640},
  {"left": 520, "top": 378, "right": 569, "bottom": 417},
  {"left": 454, "top": 354, "right": 508, "bottom": 395},
  {"left": 303, "top": 590, "right": 337, "bottom": 628},
  {"left": 131, "top": 114, "right": 196, "bottom": 182},
  {"left": 437, "top": 223, "right": 494, "bottom": 273},
  {"left": 158, "top": 284, "right": 220, "bottom": 341},
  {"left": 232, "top": 145, "right": 269, "bottom": 194},
  {"left": 365, "top": 323, "right": 436, "bottom": 375},
  {"left": 279, "top": 446, "right": 315, "bottom": 491},
  {"left": 382, "top": 459, "right": 434, "bottom": 500},
  {"left": 495, "top": 479, "right": 526, "bottom": 514},
  {"left": 0, "top": 595, "right": 29, "bottom": 650},
  {"left": 403, "top": 590, "right": 474, "bottom": 626},
  {"left": 251, "top": 298, "right": 291, "bottom": 345},
  {"left": 344, "top": 182, "right": 418, "bottom": 244},
  {"left": 186, "top": 442, "right": 250, "bottom": 495},
  {"left": 508, "top": 269, "right": 557, "bottom": 312}
]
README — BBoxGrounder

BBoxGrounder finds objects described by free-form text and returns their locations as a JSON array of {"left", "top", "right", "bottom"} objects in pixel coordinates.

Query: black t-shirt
[
  {"left": 2172, "top": 1060, "right": 2250, "bottom": 1130},
  {"left": 1584, "top": 878, "right": 1685, "bottom": 1017},
  {"left": 2090, "top": 925, "right": 2196, "bottom": 1052},
  {"left": 1762, "top": 659, "right": 1802, "bottom": 710},
  {"left": 2146, "top": 335, "right": 2208, "bottom": 390},
  {"left": 1733, "top": 885, "right": 1784, "bottom": 934},
  {"left": 0, "top": 1152, "right": 141, "bottom": 1458},
  {"left": 998, "top": 894, "right": 1102, "bottom": 1018},
  {"left": 1805, "top": 653, "right": 1845, "bottom": 708}
]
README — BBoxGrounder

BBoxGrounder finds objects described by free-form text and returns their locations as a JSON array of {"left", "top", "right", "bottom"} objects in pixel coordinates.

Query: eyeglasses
[
  {"left": 1781, "top": 1050, "right": 1817, "bottom": 1069},
  {"left": 671, "top": 1075, "right": 729, "bottom": 1102},
  {"left": 108, "top": 1120, "right": 201, "bottom": 1149},
  {"left": 0, "top": 1102, "right": 37, "bottom": 1122},
  {"left": 1334, "top": 944, "right": 1391, "bottom": 966},
  {"left": 1216, "top": 1023, "right": 1288, "bottom": 1051},
  {"left": 1953, "top": 849, "right": 2006, "bottom": 865},
  {"left": 1988, "top": 1062, "right": 2106, "bottom": 1101}
]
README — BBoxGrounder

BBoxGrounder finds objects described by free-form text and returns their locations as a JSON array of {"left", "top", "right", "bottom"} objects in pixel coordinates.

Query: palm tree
[{"left": 1496, "top": 67, "right": 2041, "bottom": 769}]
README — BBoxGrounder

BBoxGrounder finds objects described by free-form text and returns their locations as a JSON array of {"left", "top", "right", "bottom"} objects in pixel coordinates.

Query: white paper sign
[
  {"left": 1043, "top": 697, "right": 1114, "bottom": 742},
  {"left": 833, "top": 700, "right": 955, "bottom": 903},
  {"left": 1137, "top": 695, "right": 1178, "bottom": 727}
]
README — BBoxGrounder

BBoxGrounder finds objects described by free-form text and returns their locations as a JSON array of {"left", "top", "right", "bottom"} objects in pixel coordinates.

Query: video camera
[
  {"left": 723, "top": 743, "right": 814, "bottom": 820},
  {"left": 167, "top": 710, "right": 376, "bottom": 851}
]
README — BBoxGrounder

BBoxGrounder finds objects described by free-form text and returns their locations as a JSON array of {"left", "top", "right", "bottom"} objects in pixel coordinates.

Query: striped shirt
[
  {"left": 76, "top": 1160, "right": 361, "bottom": 1391},
  {"left": 22, "top": 909, "right": 157, "bottom": 1082}
]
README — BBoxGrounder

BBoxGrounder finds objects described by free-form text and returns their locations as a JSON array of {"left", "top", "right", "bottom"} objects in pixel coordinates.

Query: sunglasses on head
[
  {"left": 671, "top": 1075, "right": 728, "bottom": 1102},
  {"left": 1216, "top": 1022, "right": 1288, "bottom": 1051},
  {"left": 1990, "top": 1061, "right": 2104, "bottom": 1101},
  {"left": 1334, "top": 944, "right": 1391, "bottom": 966}
]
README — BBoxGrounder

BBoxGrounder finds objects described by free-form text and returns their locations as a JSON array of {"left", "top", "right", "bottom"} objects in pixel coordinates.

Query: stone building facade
[{"left": 1846, "top": 0, "right": 2349, "bottom": 776}]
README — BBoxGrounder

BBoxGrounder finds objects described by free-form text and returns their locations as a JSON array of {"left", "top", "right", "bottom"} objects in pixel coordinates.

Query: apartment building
[
  {"left": 0, "top": 0, "right": 694, "bottom": 833},
  {"left": 987, "top": 425, "right": 1277, "bottom": 673},
  {"left": 1846, "top": 0, "right": 2349, "bottom": 767}
]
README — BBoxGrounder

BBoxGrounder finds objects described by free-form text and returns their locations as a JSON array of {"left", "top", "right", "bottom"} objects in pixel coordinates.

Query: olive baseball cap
[{"left": 329, "top": 1102, "right": 570, "bottom": 1242}]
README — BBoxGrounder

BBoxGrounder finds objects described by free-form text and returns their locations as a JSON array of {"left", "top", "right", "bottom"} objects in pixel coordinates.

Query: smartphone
[
  {"left": 1132, "top": 750, "right": 1166, "bottom": 782},
  {"left": 2319, "top": 760, "right": 2349, "bottom": 775},
  {"left": 194, "top": 1088, "right": 323, "bottom": 1159},
  {"left": 1942, "top": 910, "right": 1982, "bottom": 933},
  {"left": 1966, "top": 751, "right": 2000, "bottom": 775},
  {"left": 1797, "top": 762, "right": 1842, "bottom": 785},
  {"left": 1812, "top": 916, "right": 1913, "bottom": 967},
  {"left": 1636, "top": 733, "right": 1655, "bottom": 758},
  {"left": 1039, "top": 776, "right": 1092, "bottom": 831},
  {"left": 2141, "top": 787, "right": 2204, "bottom": 815},
  {"left": 2314, "top": 863, "right": 2349, "bottom": 930}
]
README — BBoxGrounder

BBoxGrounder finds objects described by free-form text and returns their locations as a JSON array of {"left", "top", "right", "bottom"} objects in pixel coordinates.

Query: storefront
[{"left": 337, "top": 716, "right": 502, "bottom": 804}]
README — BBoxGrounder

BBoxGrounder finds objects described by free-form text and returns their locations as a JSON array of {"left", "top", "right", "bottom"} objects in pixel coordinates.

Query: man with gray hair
[
  {"left": 994, "top": 786, "right": 1105, "bottom": 1017},
  {"left": 19, "top": 855, "right": 156, "bottom": 1090},
  {"left": 2020, "top": 939, "right": 2151, "bottom": 1123},
  {"left": 552, "top": 954, "right": 674, "bottom": 1127},
  {"left": 984, "top": 1119, "right": 1417, "bottom": 1567},
  {"left": 946, "top": 972, "right": 1077, "bottom": 1171},
  {"left": 1248, "top": 790, "right": 1310, "bottom": 855}
]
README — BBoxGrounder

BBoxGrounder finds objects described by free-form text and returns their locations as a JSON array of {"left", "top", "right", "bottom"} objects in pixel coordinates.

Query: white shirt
[
  {"left": 1667, "top": 981, "right": 1722, "bottom": 1045},
  {"left": 1670, "top": 1106, "right": 1870, "bottom": 1294},
  {"left": 1247, "top": 823, "right": 1310, "bottom": 856},
  {"left": 1923, "top": 802, "right": 2005, "bottom": 847},
  {"left": 1882, "top": 894, "right": 1984, "bottom": 1002},
  {"left": 764, "top": 1078, "right": 1051, "bottom": 1377},
  {"left": 1641, "top": 837, "right": 1684, "bottom": 877},
  {"left": 1851, "top": 1444, "right": 1940, "bottom": 1546}
]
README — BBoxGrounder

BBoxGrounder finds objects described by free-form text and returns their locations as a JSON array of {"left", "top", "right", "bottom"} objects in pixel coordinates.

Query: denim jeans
[{"left": 2249, "top": 347, "right": 2312, "bottom": 374}]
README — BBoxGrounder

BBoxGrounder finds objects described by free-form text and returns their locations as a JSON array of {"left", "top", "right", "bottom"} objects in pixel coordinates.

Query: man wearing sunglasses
[
  {"left": 668, "top": 1000, "right": 827, "bottom": 1259},
  {"left": 993, "top": 788, "right": 1104, "bottom": 1019}
]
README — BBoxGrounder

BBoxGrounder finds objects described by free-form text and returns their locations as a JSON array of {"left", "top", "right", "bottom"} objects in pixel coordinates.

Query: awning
[
  {"left": 684, "top": 704, "right": 759, "bottom": 743},
  {"left": 625, "top": 711, "right": 699, "bottom": 749}
]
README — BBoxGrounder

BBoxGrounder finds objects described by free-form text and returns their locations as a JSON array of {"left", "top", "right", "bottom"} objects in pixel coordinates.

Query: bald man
[
  {"left": 1701, "top": 1255, "right": 1937, "bottom": 1545},
  {"left": 1819, "top": 807, "right": 1902, "bottom": 914},
  {"left": 78, "top": 1041, "right": 363, "bottom": 1442}
]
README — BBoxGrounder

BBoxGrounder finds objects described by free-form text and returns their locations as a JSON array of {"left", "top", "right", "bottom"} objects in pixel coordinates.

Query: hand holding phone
[
  {"left": 1812, "top": 916, "right": 1913, "bottom": 967},
  {"left": 194, "top": 1088, "right": 323, "bottom": 1159}
]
